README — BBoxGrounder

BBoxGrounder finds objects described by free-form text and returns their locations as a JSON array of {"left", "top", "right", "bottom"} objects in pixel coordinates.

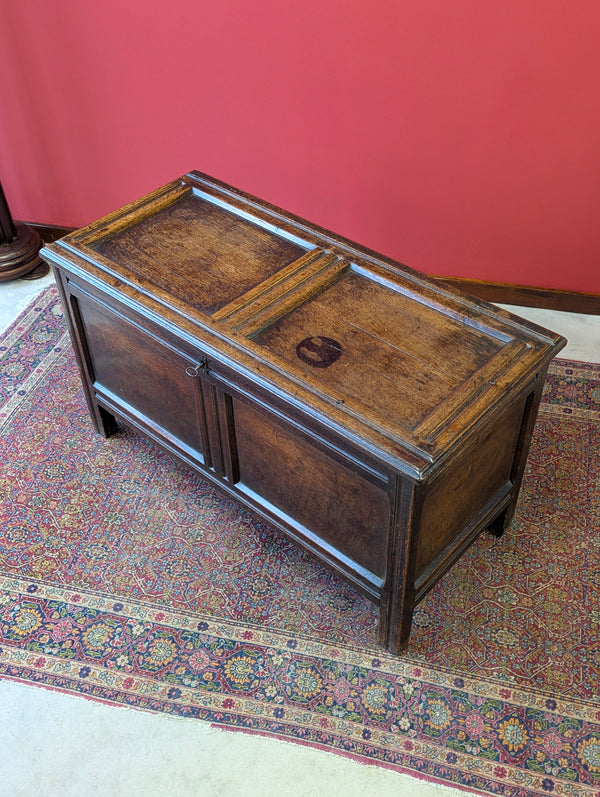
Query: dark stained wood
[
  {"left": 40, "top": 171, "right": 567, "bottom": 653},
  {"left": 72, "top": 290, "right": 208, "bottom": 459},
  {"left": 0, "top": 180, "right": 45, "bottom": 281},
  {"left": 22, "top": 222, "right": 73, "bottom": 245},
  {"left": 233, "top": 396, "right": 391, "bottom": 589},
  {"left": 415, "top": 396, "right": 525, "bottom": 587},
  {"left": 0, "top": 180, "right": 17, "bottom": 242},
  {"left": 436, "top": 275, "right": 600, "bottom": 315},
  {"left": 380, "top": 478, "right": 424, "bottom": 652}
]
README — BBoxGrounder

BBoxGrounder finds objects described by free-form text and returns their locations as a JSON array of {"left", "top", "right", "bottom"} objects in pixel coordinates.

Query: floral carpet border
[
  {"left": 1, "top": 573, "right": 600, "bottom": 797},
  {"left": 2, "top": 287, "right": 600, "bottom": 797},
  {"left": 540, "top": 359, "right": 600, "bottom": 422}
]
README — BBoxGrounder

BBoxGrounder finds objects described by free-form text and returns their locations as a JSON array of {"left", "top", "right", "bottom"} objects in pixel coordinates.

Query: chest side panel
[{"left": 414, "top": 392, "right": 529, "bottom": 597}]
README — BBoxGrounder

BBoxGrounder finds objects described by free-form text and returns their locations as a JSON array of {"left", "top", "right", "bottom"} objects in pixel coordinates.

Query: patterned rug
[{"left": 1, "top": 286, "right": 599, "bottom": 796}]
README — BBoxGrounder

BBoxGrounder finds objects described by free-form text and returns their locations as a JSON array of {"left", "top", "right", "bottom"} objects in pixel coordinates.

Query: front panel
[
  {"left": 230, "top": 396, "right": 391, "bottom": 596},
  {"left": 69, "top": 287, "right": 209, "bottom": 466}
]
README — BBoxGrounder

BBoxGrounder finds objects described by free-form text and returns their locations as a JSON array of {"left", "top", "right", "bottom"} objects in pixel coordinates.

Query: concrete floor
[{"left": 1, "top": 271, "right": 599, "bottom": 796}]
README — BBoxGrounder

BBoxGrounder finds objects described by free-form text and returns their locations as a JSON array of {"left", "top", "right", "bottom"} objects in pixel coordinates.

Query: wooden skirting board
[
  {"left": 25, "top": 222, "right": 600, "bottom": 316},
  {"left": 437, "top": 275, "right": 600, "bottom": 316}
]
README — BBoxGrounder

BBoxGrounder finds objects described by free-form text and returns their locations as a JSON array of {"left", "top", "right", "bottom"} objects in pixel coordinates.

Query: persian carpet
[{"left": 1, "top": 286, "right": 599, "bottom": 796}]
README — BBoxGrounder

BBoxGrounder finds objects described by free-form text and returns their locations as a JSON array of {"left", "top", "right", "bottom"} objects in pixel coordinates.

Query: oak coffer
[{"left": 40, "top": 171, "right": 566, "bottom": 653}]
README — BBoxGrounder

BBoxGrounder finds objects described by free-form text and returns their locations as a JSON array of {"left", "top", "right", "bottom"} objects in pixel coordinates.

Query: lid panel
[
  {"left": 92, "top": 191, "right": 308, "bottom": 314},
  {"left": 253, "top": 267, "right": 506, "bottom": 431}
]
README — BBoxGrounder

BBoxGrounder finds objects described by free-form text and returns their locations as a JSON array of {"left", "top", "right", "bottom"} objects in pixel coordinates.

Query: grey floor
[{"left": 1, "top": 271, "right": 598, "bottom": 796}]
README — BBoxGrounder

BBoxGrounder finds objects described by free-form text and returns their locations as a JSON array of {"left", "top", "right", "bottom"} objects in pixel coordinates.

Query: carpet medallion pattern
[{"left": 1, "top": 287, "right": 599, "bottom": 796}]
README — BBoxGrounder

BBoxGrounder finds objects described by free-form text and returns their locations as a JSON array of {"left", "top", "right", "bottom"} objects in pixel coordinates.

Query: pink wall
[{"left": 1, "top": 0, "right": 599, "bottom": 293}]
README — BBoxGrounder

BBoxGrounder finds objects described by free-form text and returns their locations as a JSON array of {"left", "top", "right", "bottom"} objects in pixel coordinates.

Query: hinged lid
[{"left": 43, "top": 171, "right": 567, "bottom": 477}]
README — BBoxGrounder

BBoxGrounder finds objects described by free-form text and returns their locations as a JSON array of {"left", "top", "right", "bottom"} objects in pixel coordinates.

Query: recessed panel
[
  {"left": 232, "top": 398, "right": 391, "bottom": 582},
  {"left": 253, "top": 267, "right": 505, "bottom": 431},
  {"left": 92, "top": 192, "right": 308, "bottom": 314},
  {"left": 74, "top": 294, "right": 207, "bottom": 459}
]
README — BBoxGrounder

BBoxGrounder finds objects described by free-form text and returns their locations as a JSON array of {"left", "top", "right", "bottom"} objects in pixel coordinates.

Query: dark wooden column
[{"left": 0, "top": 180, "right": 47, "bottom": 281}]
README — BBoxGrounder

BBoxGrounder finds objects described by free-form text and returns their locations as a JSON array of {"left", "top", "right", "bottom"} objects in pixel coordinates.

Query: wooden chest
[{"left": 40, "top": 172, "right": 566, "bottom": 653}]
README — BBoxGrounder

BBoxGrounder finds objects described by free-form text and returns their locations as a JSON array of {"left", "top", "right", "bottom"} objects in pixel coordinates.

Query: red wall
[{"left": 1, "top": 0, "right": 599, "bottom": 293}]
